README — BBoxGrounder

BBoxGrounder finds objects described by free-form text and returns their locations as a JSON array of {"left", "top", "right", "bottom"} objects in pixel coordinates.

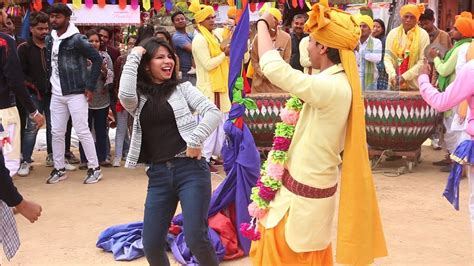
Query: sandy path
[{"left": 2, "top": 146, "right": 473, "bottom": 265}]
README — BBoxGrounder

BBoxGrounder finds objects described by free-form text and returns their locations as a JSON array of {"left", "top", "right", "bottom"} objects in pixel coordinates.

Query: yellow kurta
[
  {"left": 192, "top": 31, "right": 231, "bottom": 113},
  {"left": 384, "top": 25, "right": 430, "bottom": 89},
  {"left": 258, "top": 50, "right": 352, "bottom": 252}
]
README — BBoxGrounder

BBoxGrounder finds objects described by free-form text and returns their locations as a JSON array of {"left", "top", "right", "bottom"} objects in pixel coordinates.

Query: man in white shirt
[{"left": 355, "top": 15, "right": 382, "bottom": 90}]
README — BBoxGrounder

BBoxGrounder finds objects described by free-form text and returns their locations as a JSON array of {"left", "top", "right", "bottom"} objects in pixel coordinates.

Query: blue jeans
[
  {"left": 143, "top": 157, "right": 218, "bottom": 266},
  {"left": 79, "top": 107, "right": 109, "bottom": 163},
  {"left": 21, "top": 93, "right": 74, "bottom": 163},
  {"left": 21, "top": 94, "right": 51, "bottom": 163}
]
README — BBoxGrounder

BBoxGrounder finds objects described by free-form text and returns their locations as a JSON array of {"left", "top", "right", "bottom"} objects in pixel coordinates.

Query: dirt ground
[{"left": 2, "top": 145, "right": 473, "bottom": 265}]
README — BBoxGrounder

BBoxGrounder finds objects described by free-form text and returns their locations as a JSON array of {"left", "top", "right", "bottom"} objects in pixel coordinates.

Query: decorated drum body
[
  {"left": 244, "top": 93, "right": 290, "bottom": 148},
  {"left": 364, "top": 91, "right": 438, "bottom": 151}
]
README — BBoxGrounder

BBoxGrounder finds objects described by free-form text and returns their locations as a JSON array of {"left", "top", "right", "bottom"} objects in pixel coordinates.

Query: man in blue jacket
[{"left": 45, "top": 3, "right": 103, "bottom": 184}]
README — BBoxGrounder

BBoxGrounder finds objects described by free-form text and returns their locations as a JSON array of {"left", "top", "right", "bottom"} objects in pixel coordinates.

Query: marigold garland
[{"left": 240, "top": 96, "right": 303, "bottom": 240}]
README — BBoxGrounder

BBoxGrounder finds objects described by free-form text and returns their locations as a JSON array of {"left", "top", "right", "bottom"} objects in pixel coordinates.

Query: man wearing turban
[
  {"left": 355, "top": 14, "right": 382, "bottom": 90},
  {"left": 249, "top": 0, "right": 387, "bottom": 265},
  {"left": 384, "top": 4, "right": 430, "bottom": 90},
  {"left": 452, "top": 12, "right": 474, "bottom": 74},
  {"left": 426, "top": 12, "right": 473, "bottom": 159},
  {"left": 189, "top": 0, "right": 230, "bottom": 169},
  {"left": 250, "top": 7, "right": 292, "bottom": 93}
]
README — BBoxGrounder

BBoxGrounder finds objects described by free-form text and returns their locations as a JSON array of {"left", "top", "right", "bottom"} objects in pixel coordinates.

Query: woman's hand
[
  {"left": 131, "top": 46, "right": 146, "bottom": 55},
  {"left": 186, "top": 146, "right": 202, "bottom": 160}
]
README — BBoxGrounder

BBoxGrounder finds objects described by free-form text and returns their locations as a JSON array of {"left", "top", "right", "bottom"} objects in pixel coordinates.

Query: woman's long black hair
[
  {"left": 373, "top": 19, "right": 386, "bottom": 39},
  {"left": 137, "top": 37, "right": 179, "bottom": 105}
]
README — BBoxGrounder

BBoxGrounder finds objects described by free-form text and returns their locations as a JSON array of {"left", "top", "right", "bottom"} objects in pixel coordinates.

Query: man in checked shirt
[{"left": 0, "top": 125, "right": 42, "bottom": 261}]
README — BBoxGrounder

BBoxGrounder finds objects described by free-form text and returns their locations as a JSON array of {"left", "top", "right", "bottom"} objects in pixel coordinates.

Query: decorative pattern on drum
[
  {"left": 364, "top": 92, "right": 439, "bottom": 151},
  {"left": 244, "top": 94, "right": 291, "bottom": 148}
]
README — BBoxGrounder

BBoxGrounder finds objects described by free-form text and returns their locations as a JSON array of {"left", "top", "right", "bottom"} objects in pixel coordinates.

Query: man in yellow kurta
[
  {"left": 190, "top": 0, "right": 230, "bottom": 166},
  {"left": 250, "top": 0, "right": 387, "bottom": 265},
  {"left": 250, "top": 8, "right": 292, "bottom": 93},
  {"left": 384, "top": 4, "right": 430, "bottom": 90}
]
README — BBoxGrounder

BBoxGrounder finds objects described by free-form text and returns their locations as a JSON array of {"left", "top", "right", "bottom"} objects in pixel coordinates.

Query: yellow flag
[
  {"left": 72, "top": 0, "right": 82, "bottom": 9},
  {"left": 143, "top": 0, "right": 151, "bottom": 11}
]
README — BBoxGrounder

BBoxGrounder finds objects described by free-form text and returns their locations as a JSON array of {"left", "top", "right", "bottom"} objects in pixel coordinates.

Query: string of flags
[{"left": 24, "top": 0, "right": 390, "bottom": 17}]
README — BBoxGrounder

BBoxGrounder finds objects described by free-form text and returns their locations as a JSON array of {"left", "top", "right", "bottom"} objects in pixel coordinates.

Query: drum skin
[{"left": 364, "top": 91, "right": 438, "bottom": 151}]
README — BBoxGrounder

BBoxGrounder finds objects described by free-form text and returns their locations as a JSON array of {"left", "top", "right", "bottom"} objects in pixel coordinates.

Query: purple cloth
[
  {"left": 170, "top": 227, "right": 225, "bottom": 265},
  {"left": 96, "top": 222, "right": 144, "bottom": 261},
  {"left": 228, "top": 5, "right": 250, "bottom": 102}
]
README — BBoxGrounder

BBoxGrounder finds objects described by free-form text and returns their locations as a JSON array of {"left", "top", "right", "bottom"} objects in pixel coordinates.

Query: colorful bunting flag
[
  {"left": 119, "top": 0, "right": 127, "bottom": 9},
  {"left": 131, "top": 0, "right": 139, "bottom": 10},
  {"left": 72, "top": 0, "right": 82, "bottom": 9},
  {"left": 32, "top": 0, "right": 42, "bottom": 11},
  {"left": 98, "top": 0, "right": 106, "bottom": 8},
  {"left": 153, "top": 0, "right": 162, "bottom": 11},
  {"left": 143, "top": 0, "right": 151, "bottom": 11},
  {"left": 85, "top": 0, "right": 94, "bottom": 9}
]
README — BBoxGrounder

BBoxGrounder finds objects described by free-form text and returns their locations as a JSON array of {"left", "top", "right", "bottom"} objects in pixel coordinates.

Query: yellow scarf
[
  {"left": 391, "top": 25, "right": 421, "bottom": 68},
  {"left": 305, "top": 0, "right": 388, "bottom": 264},
  {"left": 190, "top": 0, "right": 229, "bottom": 93},
  {"left": 197, "top": 25, "right": 229, "bottom": 93}
]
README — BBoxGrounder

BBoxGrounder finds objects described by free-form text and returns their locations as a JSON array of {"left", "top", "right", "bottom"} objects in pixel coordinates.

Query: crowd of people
[{"left": 0, "top": 0, "right": 473, "bottom": 265}]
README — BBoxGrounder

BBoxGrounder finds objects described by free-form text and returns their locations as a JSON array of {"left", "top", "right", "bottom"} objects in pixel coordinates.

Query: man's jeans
[
  {"left": 22, "top": 93, "right": 74, "bottom": 163},
  {"left": 114, "top": 110, "right": 130, "bottom": 160},
  {"left": 143, "top": 157, "right": 218, "bottom": 266},
  {"left": 21, "top": 94, "right": 51, "bottom": 163},
  {"left": 79, "top": 107, "right": 109, "bottom": 163},
  {"left": 50, "top": 94, "right": 99, "bottom": 169}
]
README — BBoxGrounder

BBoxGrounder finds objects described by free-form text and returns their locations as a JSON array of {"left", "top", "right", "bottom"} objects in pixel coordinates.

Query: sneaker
[
  {"left": 65, "top": 160, "right": 77, "bottom": 171},
  {"left": 17, "top": 162, "right": 32, "bottom": 177},
  {"left": 46, "top": 168, "right": 67, "bottom": 184},
  {"left": 100, "top": 160, "right": 113, "bottom": 168},
  {"left": 84, "top": 167, "right": 103, "bottom": 184},
  {"left": 45, "top": 154, "right": 54, "bottom": 167},
  {"left": 112, "top": 158, "right": 121, "bottom": 167},
  {"left": 187, "top": 67, "right": 196, "bottom": 75},
  {"left": 79, "top": 162, "right": 88, "bottom": 170},
  {"left": 65, "top": 151, "right": 80, "bottom": 164}
]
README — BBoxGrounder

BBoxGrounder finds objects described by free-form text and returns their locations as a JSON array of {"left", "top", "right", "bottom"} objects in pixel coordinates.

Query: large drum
[
  {"left": 244, "top": 93, "right": 291, "bottom": 148},
  {"left": 364, "top": 91, "right": 438, "bottom": 151}
]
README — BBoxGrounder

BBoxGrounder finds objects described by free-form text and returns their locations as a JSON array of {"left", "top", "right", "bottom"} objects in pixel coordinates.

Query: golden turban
[
  {"left": 227, "top": 6, "right": 237, "bottom": 19},
  {"left": 304, "top": 0, "right": 360, "bottom": 50},
  {"left": 357, "top": 14, "right": 374, "bottom": 30},
  {"left": 259, "top": 6, "right": 282, "bottom": 22},
  {"left": 189, "top": 0, "right": 215, "bottom": 24},
  {"left": 454, "top": 12, "right": 473, "bottom": 37},
  {"left": 304, "top": 0, "right": 388, "bottom": 264},
  {"left": 400, "top": 4, "right": 425, "bottom": 21}
]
